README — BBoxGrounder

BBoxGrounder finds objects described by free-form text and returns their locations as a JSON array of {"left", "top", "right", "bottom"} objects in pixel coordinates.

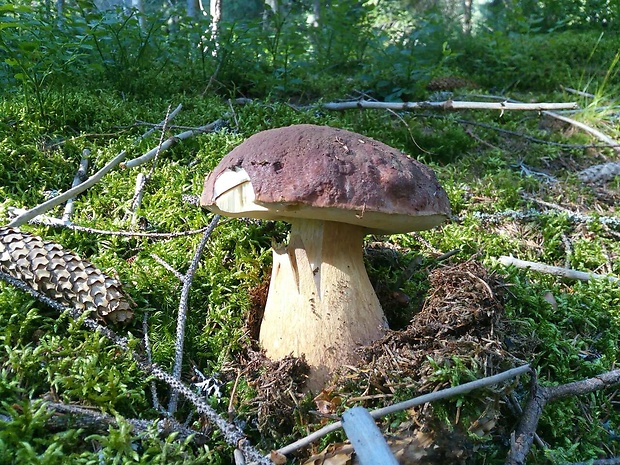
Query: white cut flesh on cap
[{"left": 201, "top": 124, "right": 451, "bottom": 390}]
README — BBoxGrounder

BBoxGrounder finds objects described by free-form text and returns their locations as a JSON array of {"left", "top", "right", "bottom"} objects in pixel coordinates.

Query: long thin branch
[
  {"left": 462, "top": 93, "right": 620, "bottom": 151},
  {"left": 276, "top": 364, "right": 531, "bottom": 456},
  {"left": 322, "top": 99, "right": 577, "bottom": 112},
  {"left": 143, "top": 312, "right": 163, "bottom": 413},
  {"left": 0, "top": 270, "right": 271, "bottom": 465},
  {"left": 128, "top": 106, "right": 175, "bottom": 225},
  {"left": 8, "top": 150, "right": 130, "bottom": 228},
  {"left": 7, "top": 208, "right": 217, "bottom": 238},
  {"left": 122, "top": 119, "right": 223, "bottom": 169},
  {"left": 506, "top": 370, "right": 620, "bottom": 465},
  {"left": 45, "top": 402, "right": 204, "bottom": 443},
  {"left": 541, "top": 110, "right": 620, "bottom": 153},
  {"left": 167, "top": 214, "right": 221, "bottom": 415},
  {"left": 498, "top": 256, "right": 619, "bottom": 284}
]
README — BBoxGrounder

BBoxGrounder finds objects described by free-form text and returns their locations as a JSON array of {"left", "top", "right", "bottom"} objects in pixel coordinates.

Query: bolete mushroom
[{"left": 201, "top": 124, "right": 450, "bottom": 390}]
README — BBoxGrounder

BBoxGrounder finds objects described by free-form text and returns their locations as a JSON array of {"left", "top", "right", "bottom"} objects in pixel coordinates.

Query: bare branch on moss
[
  {"left": 128, "top": 105, "right": 175, "bottom": 225},
  {"left": 498, "top": 256, "right": 620, "bottom": 284},
  {"left": 322, "top": 99, "right": 577, "bottom": 112},
  {"left": 467, "top": 208, "right": 620, "bottom": 230},
  {"left": 276, "top": 364, "right": 531, "bottom": 456},
  {"left": 541, "top": 110, "right": 620, "bottom": 154},
  {"left": 7, "top": 208, "right": 218, "bottom": 238},
  {"left": 506, "top": 369, "right": 620, "bottom": 465},
  {"left": 150, "top": 253, "right": 186, "bottom": 282},
  {"left": 561, "top": 86, "right": 596, "bottom": 99},
  {"left": 8, "top": 150, "right": 130, "bottom": 228},
  {"left": 167, "top": 214, "right": 221, "bottom": 415},
  {"left": 61, "top": 150, "right": 90, "bottom": 223},
  {"left": 46, "top": 402, "right": 206, "bottom": 443},
  {"left": 455, "top": 117, "right": 619, "bottom": 149},
  {"left": 129, "top": 172, "right": 148, "bottom": 225},
  {"left": 0, "top": 269, "right": 271, "bottom": 465},
  {"left": 143, "top": 312, "right": 164, "bottom": 413},
  {"left": 121, "top": 119, "right": 224, "bottom": 169}
]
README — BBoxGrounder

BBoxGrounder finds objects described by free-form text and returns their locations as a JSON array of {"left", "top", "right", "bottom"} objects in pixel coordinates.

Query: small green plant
[{"left": 0, "top": 3, "right": 92, "bottom": 117}]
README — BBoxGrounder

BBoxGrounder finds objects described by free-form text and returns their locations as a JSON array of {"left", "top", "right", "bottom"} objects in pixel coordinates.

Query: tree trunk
[
  {"left": 187, "top": 0, "right": 199, "bottom": 18},
  {"left": 462, "top": 0, "right": 473, "bottom": 33},
  {"left": 210, "top": 0, "right": 222, "bottom": 48},
  {"left": 263, "top": 0, "right": 278, "bottom": 26},
  {"left": 132, "top": 0, "right": 146, "bottom": 31}
]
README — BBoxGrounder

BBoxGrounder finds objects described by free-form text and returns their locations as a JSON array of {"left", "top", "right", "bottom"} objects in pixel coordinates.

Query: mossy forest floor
[{"left": 1, "top": 28, "right": 620, "bottom": 465}]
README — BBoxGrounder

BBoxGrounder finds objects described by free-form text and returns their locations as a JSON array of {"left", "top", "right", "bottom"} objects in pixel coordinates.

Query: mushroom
[{"left": 201, "top": 124, "right": 450, "bottom": 390}]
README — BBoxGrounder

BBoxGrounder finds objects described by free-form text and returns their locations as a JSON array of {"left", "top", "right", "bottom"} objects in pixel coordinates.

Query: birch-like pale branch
[
  {"left": 541, "top": 110, "right": 620, "bottom": 153},
  {"left": 8, "top": 150, "right": 130, "bottom": 228},
  {"left": 499, "top": 256, "right": 619, "bottom": 284},
  {"left": 322, "top": 99, "right": 577, "bottom": 112},
  {"left": 121, "top": 119, "right": 223, "bottom": 169},
  {"left": 466, "top": 93, "right": 620, "bottom": 152},
  {"left": 276, "top": 364, "right": 531, "bottom": 456}
]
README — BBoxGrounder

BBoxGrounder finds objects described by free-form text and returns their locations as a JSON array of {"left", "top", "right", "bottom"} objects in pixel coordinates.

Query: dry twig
[
  {"left": 276, "top": 364, "right": 530, "bottom": 456},
  {"left": 498, "top": 256, "right": 619, "bottom": 284},
  {"left": 7, "top": 209, "right": 217, "bottom": 238},
  {"left": 506, "top": 370, "right": 620, "bottom": 465},
  {"left": 322, "top": 99, "right": 577, "bottom": 112},
  {"left": 45, "top": 402, "right": 204, "bottom": 443},
  {"left": 61, "top": 150, "right": 90, "bottom": 223},
  {"left": 121, "top": 119, "right": 224, "bottom": 169},
  {"left": 167, "top": 214, "right": 221, "bottom": 414}
]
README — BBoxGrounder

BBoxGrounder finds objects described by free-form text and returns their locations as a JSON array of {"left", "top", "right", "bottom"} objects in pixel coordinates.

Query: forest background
[{"left": 1, "top": 0, "right": 620, "bottom": 463}]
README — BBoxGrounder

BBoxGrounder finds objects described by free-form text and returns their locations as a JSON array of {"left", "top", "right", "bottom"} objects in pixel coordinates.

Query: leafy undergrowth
[{"left": 1, "top": 35, "right": 620, "bottom": 464}]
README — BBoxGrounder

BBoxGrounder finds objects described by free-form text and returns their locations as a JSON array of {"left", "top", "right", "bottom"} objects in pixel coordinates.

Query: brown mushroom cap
[{"left": 201, "top": 124, "right": 450, "bottom": 234}]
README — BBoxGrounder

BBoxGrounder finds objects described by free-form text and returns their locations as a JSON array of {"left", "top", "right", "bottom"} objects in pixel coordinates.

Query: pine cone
[
  {"left": 0, "top": 227, "right": 134, "bottom": 324},
  {"left": 578, "top": 161, "right": 620, "bottom": 183}
]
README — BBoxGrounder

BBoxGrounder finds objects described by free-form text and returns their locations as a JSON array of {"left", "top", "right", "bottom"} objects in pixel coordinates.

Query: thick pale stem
[{"left": 259, "top": 219, "right": 388, "bottom": 390}]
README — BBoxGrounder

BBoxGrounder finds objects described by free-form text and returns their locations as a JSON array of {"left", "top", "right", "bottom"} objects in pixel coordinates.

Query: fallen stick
[
  {"left": 342, "top": 407, "right": 398, "bottom": 465},
  {"left": 61, "top": 150, "right": 90, "bottom": 223},
  {"left": 142, "top": 312, "right": 164, "bottom": 413},
  {"left": 498, "top": 256, "right": 619, "bottom": 284},
  {"left": 45, "top": 402, "right": 204, "bottom": 443},
  {"left": 122, "top": 119, "right": 224, "bottom": 169},
  {"left": 561, "top": 86, "right": 596, "bottom": 99},
  {"left": 8, "top": 150, "right": 130, "bottom": 228},
  {"left": 128, "top": 106, "right": 176, "bottom": 225},
  {"left": 322, "top": 99, "right": 577, "bottom": 112},
  {"left": 506, "top": 369, "right": 620, "bottom": 465},
  {"left": 276, "top": 364, "right": 530, "bottom": 456},
  {"left": 7, "top": 208, "right": 216, "bottom": 238},
  {"left": 541, "top": 110, "right": 620, "bottom": 153},
  {"left": 460, "top": 93, "right": 620, "bottom": 152},
  {"left": 167, "top": 214, "right": 221, "bottom": 414}
]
